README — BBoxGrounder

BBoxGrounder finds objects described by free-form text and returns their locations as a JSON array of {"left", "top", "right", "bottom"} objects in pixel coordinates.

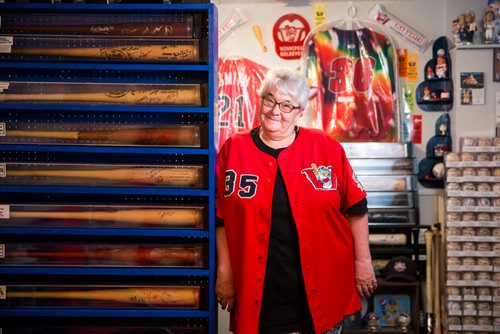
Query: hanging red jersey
[
  {"left": 217, "top": 57, "right": 268, "bottom": 152},
  {"left": 303, "top": 26, "right": 399, "bottom": 142}
]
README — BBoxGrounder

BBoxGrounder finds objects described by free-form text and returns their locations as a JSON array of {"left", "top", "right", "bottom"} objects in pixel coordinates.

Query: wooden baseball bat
[
  {"left": 424, "top": 230, "right": 434, "bottom": 333},
  {"left": 9, "top": 208, "right": 203, "bottom": 227},
  {"left": 371, "top": 259, "right": 390, "bottom": 271},
  {"left": 0, "top": 23, "right": 192, "bottom": 37},
  {"left": 0, "top": 87, "right": 201, "bottom": 105},
  {"left": 252, "top": 25, "right": 267, "bottom": 52},
  {"left": 6, "top": 126, "right": 200, "bottom": 146},
  {"left": 12, "top": 44, "right": 198, "bottom": 61},
  {"left": 9, "top": 246, "right": 201, "bottom": 265},
  {"left": 368, "top": 233, "right": 407, "bottom": 245},
  {"left": 7, "top": 287, "right": 200, "bottom": 307},
  {"left": 433, "top": 228, "right": 442, "bottom": 334},
  {"left": 7, "top": 167, "right": 202, "bottom": 187},
  {"left": 311, "top": 163, "right": 319, "bottom": 177}
]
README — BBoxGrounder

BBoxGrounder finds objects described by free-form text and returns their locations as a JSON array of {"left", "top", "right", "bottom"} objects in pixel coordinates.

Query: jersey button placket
[{"left": 266, "top": 161, "right": 273, "bottom": 182}]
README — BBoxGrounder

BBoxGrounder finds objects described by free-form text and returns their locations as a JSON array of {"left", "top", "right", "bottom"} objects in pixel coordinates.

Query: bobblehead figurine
[
  {"left": 435, "top": 49, "right": 448, "bottom": 79},
  {"left": 426, "top": 66, "right": 435, "bottom": 80},
  {"left": 422, "top": 86, "right": 432, "bottom": 101},
  {"left": 465, "top": 11, "right": 477, "bottom": 44},
  {"left": 483, "top": 9, "right": 497, "bottom": 43}
]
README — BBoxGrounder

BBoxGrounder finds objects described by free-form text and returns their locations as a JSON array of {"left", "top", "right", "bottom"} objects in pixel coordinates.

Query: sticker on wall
[
  {"left": 397, "top": 49, "right": 408, "bottom": 78},
  {"left": 273, "top": 13, "right": 310, "bottom": 60},
  {"left": 410, "top": 114, "right": 422, "bottom": 144},
  {"left": 313, "top": 4, "right": 327, "bottom": 27},
  {"left": 402, "top": 84, "right": 415, "bottom": 114},
  {"left": 406, "top": 53, "right": 418, "bottom": 82}
]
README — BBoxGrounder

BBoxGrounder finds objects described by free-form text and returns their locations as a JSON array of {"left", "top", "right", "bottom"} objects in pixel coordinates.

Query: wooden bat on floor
[
  {"left": 0, "top": 23, "right": 192, "bottom": 37},
  {"left": 7, "top": 287, "right": 200, "bottom": 307},
  {"left": 424, "top": 230, "right": 435, "bottom": 333},
  {"left": 9, "top": 207, "right": 203, "bottom": 227},
  {"left": 369, "top": 233, "right": 407, "bottom": 245},
  {"left": 0, "top": 87, "right": 201, "bottom": 105},
  {"left": 433, "top": 228, "right": 442, "bottom": 334},
  {"left": 7, "top": 167, "right": 202, "bottom": 187},
  {"left": 9, "top": 246, "right": 201, "bottom": 265},
  {"left": 12, "top": 44, "right": 198, "bottom": 61},
  {"left": 6, "top": 126, "right": 200, "bottom": 146}
]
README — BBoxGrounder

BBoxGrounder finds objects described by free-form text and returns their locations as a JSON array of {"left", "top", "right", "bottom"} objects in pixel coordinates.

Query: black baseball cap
[{"left": 383, "top": 256, "right": 417, "bottom": 282}]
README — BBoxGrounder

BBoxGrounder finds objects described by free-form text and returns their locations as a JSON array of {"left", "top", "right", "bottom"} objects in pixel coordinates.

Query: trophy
[
  {"left": 365, "top": 312, "right": 380, "bottom": 331},
  {"left": 397, "top": 312, "right": 411, "bottom": 332}
]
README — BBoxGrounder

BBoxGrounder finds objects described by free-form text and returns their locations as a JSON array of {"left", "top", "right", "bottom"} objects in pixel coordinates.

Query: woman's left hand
[{"left": 354, "top": 259, "right": 377, "bottom": 297}]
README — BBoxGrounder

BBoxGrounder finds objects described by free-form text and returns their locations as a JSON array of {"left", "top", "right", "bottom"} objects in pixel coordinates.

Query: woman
[{"left": 216, "top": 67, "right": 376, "bottom": 334}]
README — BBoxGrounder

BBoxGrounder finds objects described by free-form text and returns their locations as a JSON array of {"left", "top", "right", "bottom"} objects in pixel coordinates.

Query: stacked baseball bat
[
  {"left": 6, "top": 166, "right": 204, "bottom": 187},
  {"left": 7, "top": 245, "right": 202, "bottom": 266},
  {"left": 0, "top": 86, "right": 202, "bottom": 106},
  {"left": 6, "top": 286, "right": 200, "bottom": 308},
  {"left": 11, "top": 44, "right": 198, "bottom": 62},
  {"left": 369, "top": 233, "right": 407, "bottom": 245},
  {"left": 0, "top": 22, "right": 193, "bottom": 37},
  {"left": 9, "top": 207, "right": 205, "bottom": 228},
  {"left": 2, "top": 20, "right": 197, "bottom": 61},
  {"left": 5, "top": 125, "right": 202, "bottom": 146}
]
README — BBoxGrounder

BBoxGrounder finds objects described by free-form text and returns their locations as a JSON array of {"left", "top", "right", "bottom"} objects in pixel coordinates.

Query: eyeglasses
[{"left": 261, "top": 95, "right": 300, "bottom": 113}]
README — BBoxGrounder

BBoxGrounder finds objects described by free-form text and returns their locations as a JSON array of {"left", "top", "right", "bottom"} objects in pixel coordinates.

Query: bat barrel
[
  {"left": 10, "top": 208, "right": 203, "bottom": 227},
  {"left": 7, "top": 287, "right": 200, "bottom": 307}
]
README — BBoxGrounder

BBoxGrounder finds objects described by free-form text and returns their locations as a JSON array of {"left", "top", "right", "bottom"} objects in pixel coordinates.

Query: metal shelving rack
[
  {"left": 341, "top": 142, "right": 422, "bottom": 334},
  {"left": 0, "top": 3, "right": 217, "bottom": 334}
]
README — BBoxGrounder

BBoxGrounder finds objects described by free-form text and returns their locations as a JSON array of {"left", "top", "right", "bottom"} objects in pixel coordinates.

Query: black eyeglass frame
[{"left": 261, "top": 95, "right": 300, "bottom": 113}]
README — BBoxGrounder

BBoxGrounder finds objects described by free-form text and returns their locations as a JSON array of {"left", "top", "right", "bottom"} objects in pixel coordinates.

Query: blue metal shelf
[
  {"left": 0, "top": 2, "right": 217, "bottom": 332},
  {"left": 0, "top": 61, "right": 211, "bottom": 72},
  {"left": 0, "top": 103, "right": 210, "bottom": 113},
  {"left": 0, "top": 3, "right": 213, "bottom": 12},
  {"left": 0, "top": 267, "right": 209, "bottom": 277},
  {"left": 0, "top": 309, "right": 210, "bottom": 318},
  {"left": 0, "top": 186, "right": 209, "bottom": 197},
  {"left": 0, "top": 227, "right": 209, "bottom": 238},
  {"left": 0, "top": 145, "right": 209, "bottom": 155}
]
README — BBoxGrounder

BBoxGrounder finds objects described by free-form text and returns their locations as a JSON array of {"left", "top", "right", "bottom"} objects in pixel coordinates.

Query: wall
[{"left": 213, "top": 0, "right": 494, "bottom": 332}]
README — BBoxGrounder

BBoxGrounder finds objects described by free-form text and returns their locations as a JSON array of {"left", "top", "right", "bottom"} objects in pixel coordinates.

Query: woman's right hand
[{"left": 216, "top": 267, "right": 235, "bottom": 311}]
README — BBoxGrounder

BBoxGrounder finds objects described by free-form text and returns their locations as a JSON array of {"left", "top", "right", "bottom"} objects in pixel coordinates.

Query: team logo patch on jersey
[
  {"left": 352, "top": 171, "right": 365, "bottom": 191},
  {"left": 301, "top": 163, "right": 337, "bottom": 190}
]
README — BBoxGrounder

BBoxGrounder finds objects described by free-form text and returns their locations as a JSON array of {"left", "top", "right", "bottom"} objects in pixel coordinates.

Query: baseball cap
[{"left": 383, "top": 256, "right": 417, "bottom": 282}]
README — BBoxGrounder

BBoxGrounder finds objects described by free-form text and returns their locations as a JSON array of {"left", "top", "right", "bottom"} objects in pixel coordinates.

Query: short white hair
[{"left": 258, "top": 67, "right": 310, "bottom": 110}]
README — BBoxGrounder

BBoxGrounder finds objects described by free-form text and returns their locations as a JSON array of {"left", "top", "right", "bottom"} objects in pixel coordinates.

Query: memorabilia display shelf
[
  {"left": 0, "top": 3, "right": 217, "bottom": 334},
  {"left": 443, "top": 137, "right": 500, "bottom": 334},
  {"left": 341, "top": 142, "right": 422, "bottom": 334}
]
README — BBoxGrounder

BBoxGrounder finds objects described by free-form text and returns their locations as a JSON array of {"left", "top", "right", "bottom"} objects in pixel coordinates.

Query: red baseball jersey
[
  {"left": 302, "top": 26, "right": 398, "bottom": 142},
  {"left": 217, "top": 57, "right": 268, "bottom": 152},
  {"left": 216, "top": 127, "right": 367, "bottom": 333}
]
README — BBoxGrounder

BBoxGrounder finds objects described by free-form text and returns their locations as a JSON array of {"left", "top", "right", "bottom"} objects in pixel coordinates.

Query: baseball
[
  {"left": 432, "top": 162, "right": 445, "bottom": 179},
  {"left": 445, "top": 152, "right": 459, "bottom": 162}
]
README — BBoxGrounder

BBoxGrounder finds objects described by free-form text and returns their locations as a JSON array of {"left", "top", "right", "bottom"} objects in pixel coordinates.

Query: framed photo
[
  {"left": 494, "top": 48, "right": 500, "bottom": 82},
  {"left": 373, "top": 294, "right": 410, "bottom": 326}
]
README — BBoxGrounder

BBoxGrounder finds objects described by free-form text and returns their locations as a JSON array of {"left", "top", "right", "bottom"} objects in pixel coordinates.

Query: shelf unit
[
  {"left": 443, "top": 138, "right": 500, "bottom": 334},
  {"left": 0, "top": 3, "right": 217, "bottom": 334},
  {"left": 341, "top": 142, "right": 422, "bottom": 334}
]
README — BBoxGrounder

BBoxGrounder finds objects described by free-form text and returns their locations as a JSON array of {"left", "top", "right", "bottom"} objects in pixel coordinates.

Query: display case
[
  {"left": 0, "top": 2, "right": 217, "bottom": 333},
  {"left": 443, "top": 137, "right": 500, "bottom": 334},
  {"left": 341, "top": 142, "right": 422, "bottom": 334}
]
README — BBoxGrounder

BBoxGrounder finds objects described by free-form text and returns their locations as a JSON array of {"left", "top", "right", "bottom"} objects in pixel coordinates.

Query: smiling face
[{"left": 258, "top": 86, "right": 303, "bottom": 140}]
